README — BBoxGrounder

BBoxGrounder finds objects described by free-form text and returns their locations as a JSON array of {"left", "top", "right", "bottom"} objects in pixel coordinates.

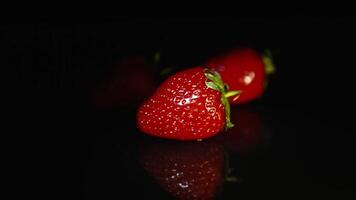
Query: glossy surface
[
  {"left": 138, "top": 139, "right": 224, "bottom": 200},
  {"left": 83, "top": 105, "right": 356, "bottom": 199},
  {"left": 215, "top": 107, "right": 263, "bottom": 155},
  {"left": 13, "top": 19, "right": 356, "bottom": 199}
]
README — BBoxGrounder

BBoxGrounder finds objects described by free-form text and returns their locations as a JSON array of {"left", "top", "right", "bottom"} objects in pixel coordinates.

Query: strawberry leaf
[
  {"left": 205, "top": 81, "right": 220, "bottom": 91},
  {"left": 224, "top": 90, "right": 242, "bottom": 98},
  {"left": 204, "top": 68, "right": 241, "bottom": 130}
]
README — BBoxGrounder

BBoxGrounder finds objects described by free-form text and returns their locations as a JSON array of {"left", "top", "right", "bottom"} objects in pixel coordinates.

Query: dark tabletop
[{"left": 5, "top": 17, "right": 356, "bottom": 199}]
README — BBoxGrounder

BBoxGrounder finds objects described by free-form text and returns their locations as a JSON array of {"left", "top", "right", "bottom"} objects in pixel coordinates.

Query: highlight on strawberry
[{"left": 206, "top": 47, "right": 275, "bottom": 104}]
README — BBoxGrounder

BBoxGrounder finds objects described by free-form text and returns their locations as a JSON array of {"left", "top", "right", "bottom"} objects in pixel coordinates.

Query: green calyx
[
  {"left": 262, "top": 49, "right": 276, "bottom": 75},
  {"left": 204, "top": 69, "right": 241, "bottom": 130}
]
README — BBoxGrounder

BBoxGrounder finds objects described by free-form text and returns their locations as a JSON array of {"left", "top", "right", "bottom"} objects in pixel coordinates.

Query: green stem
[{"left": 204, "top": 69, "right": 241, "bottom": 130}]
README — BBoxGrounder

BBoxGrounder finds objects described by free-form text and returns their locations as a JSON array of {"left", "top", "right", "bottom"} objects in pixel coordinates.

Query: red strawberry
[
  {"left": 216, "top": 107, "right": 264, "bottom": 155},
  {"left": 206, "top": 48, "right": 275, "bottom": 104},
  {"left": 137, "top": 67, "right": 240, "bottom": 141},
  {"left": 90, "top": 55, "right": 157, "bottom": 108},
  {"left": 138, "top": 139, "right": 224, "bottom": 200}
]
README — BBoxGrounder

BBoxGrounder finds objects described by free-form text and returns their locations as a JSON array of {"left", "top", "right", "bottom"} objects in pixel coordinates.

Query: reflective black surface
[
  {"left": 79, "top": 105, "right": 356, "bottom": 199},
  {"left": 6, "top": 17, "right": 356, "bottom": 199}
]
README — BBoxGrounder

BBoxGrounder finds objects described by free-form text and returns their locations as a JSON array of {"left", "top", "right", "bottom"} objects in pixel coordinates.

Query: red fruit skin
[
  {"left": 90, "top": 55, "right": 156, "bottom": 108},
  {"left": 206, "top": 48, "right": 266, "bottom": 104},
  {"left": 217, "top": 107, "right": 263, "bottom": 155},
  {"left": 138, "top": 139, "right": 224, "bottom": 200},
  {"left": 137, "top": 67, "right": 225, "bottom": 141}
]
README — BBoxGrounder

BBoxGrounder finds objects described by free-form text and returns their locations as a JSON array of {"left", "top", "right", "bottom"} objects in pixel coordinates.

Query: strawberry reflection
[
  {"left": 138, "top": 139, "right": 224, "bottom": 200},
  {"left": 216, "top": 107, "right": 264, "bottom": 155},
  {"left": 90, "top": 55, "right": 157, "bottom": 108}
]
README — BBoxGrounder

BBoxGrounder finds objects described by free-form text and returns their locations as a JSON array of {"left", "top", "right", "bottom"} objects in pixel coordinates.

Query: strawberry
[
  {"left": 138, "top": 139, "right": 224, "bottom": 200},
  {"left": 137, "top": 67, "right": 240, "bottom": 141},
  {"left": 206, "top": 48, "right": 275, "bottom": 104},
  {"left": 90, "top": 55, "right": 157, "bottom": 108}
]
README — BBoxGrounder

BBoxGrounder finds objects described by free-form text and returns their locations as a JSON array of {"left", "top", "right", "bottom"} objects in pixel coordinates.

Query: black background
[{"left": 4, "top": 15, "right": 356, "bottom": 199}]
